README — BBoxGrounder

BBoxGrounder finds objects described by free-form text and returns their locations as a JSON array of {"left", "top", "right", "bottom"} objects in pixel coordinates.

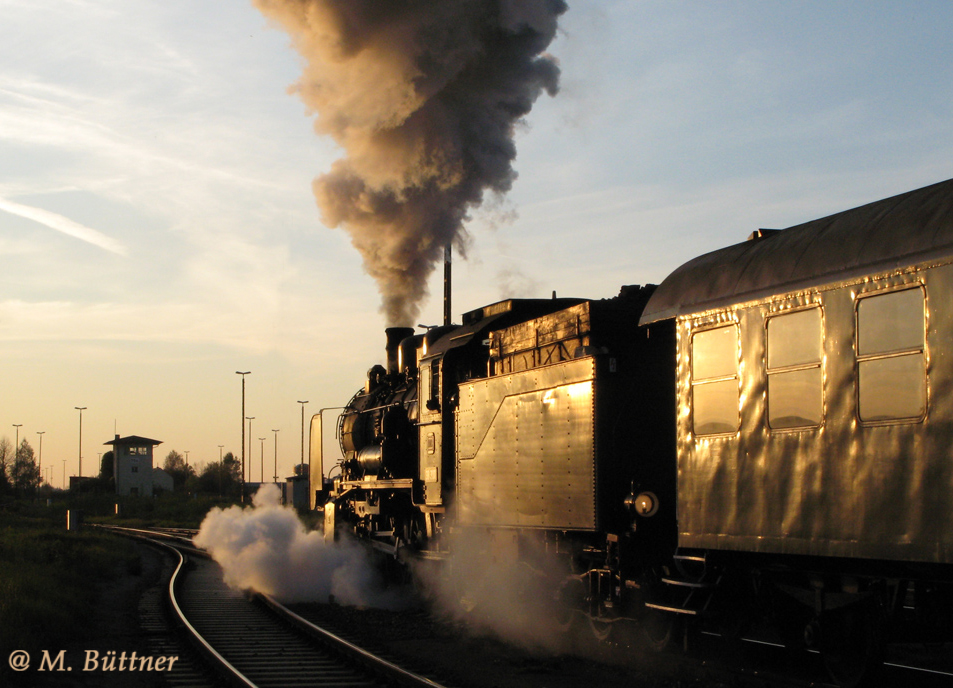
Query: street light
[
  {"left": 36, "top": 431, "right": 44, "bottom": 485},
  {"left": 75, "top": 407, "right": 87, "bottom": 478},
  {"left": 297, "top": 401, "right": 308, "bottom": 470},
  {"left": 236, "top": 371, "right": 250, "bottom": 501},
  {"left": 12, "top": 424, "right": 21, "bottom": 459},
  {"left": 272, "top": 429, "right": 280, "bottom": 484},
  {"left": 12, "top": 425, "right": 21, "bottom": 489},
  {"left": 246, "top": 416, "right": 255, "bottom": 485},
  {"left": 218, "top": 444, "right": 225, "bottom": 497}
]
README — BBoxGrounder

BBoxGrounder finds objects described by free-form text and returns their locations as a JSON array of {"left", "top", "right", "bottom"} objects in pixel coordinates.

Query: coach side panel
[{"left": 677, "top": 260, "right": 953, "bottom": 565}]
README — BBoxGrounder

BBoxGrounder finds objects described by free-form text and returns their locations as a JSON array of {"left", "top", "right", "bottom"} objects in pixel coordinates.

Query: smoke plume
[
  {"left": 194, "top": 485, "right": 409, "bottom": 608},
  {"left": 254, "top": 0, "right": 568, "bottom": 325}
]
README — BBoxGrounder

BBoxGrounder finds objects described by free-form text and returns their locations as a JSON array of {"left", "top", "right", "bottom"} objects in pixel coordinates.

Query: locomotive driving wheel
[
  {"left": 587, "top": 585, "right": 617, "bottom": 641},
  {"left": 553, "top": 576, "right": 586, "bottom": 633},
  {"left": 588, "top": 613, "right": 615, "bottom": 641}
]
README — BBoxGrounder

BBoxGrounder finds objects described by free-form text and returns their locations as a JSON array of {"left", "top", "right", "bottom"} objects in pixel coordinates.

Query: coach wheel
[
  {"left": 641, "top": 608, "right": 677, "bottom": 652},
  {"left": 819, "top": 603, "right": 885, "bottom": 688},
  {"left": 638, "top": 566, "right": 679, "bottom": 652}
]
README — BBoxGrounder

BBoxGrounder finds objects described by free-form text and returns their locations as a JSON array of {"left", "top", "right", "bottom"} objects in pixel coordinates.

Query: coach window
[
  {"left": 767, "top": 308, "right": 822, "bottom": 429},
  {"left": 857, "top": 287, "right": 926, "bottom": 422},
  {"left": 691, "top": 325, "right": 739, "bottom": 435}
]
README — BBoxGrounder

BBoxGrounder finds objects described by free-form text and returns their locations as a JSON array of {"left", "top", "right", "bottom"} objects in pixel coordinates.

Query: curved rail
[
  {"left": 103, "top": 525, "right": 448, "bottom": 688},
  {"left": 165, "top": 543, "right": 257, "bottom": 688}
]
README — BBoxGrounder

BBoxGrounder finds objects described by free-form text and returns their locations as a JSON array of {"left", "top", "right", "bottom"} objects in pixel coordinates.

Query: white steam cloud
[
  {"left": 196, "top": 489, "right": 584, "bottom": 652},
  {"left": 193, "top": 485, "right": 408, "bottom": 608},
  {"left": 416, "top": 525, "right": 577, "bottom": 653}
]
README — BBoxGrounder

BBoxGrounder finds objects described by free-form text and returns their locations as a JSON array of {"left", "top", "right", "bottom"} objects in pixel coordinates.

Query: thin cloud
[{"left": 0, "top": 196, "right": 126, "bottom": 255}]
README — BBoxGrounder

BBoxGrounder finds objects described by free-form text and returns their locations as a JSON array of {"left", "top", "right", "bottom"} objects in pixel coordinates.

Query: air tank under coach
[{"left": 312, "top": 177, "right": 953, "bottom": 686}]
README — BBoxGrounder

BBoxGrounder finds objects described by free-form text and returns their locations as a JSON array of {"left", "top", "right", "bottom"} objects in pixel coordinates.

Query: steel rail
[
  {"left": 165, "top": 543, "right": 258, "bottom": 688},
  {"left": 256, "top": 593, "right": 448, "bottom": 688},
  {"left": 106, "top": 525, "right": 449, "bottom": 688}
]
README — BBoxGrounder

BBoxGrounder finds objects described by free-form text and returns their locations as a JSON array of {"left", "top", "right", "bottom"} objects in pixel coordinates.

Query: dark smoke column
[{"left": 253, "top": 0, "right": 568, "bottom": 326}]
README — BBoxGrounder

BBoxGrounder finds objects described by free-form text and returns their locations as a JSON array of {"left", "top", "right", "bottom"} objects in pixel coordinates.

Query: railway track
[
  {"left": 104, "top": 525, "right": 952, "bottom": 688},
  {"left": 104, "top": 526, "right": 450, "bottom": 688}
]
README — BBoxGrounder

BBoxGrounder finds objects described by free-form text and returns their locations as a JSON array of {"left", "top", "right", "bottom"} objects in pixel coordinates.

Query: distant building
[
  {"left": 283, "top": 463, "right": 310, "bottom": 509},
  {"left": 105, "top": 434, "right": 169, "bottom": 497}
]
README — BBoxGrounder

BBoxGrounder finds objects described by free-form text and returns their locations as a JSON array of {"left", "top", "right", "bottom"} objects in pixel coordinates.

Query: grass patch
[{"left": 0, "top": 510, "right": 140, "bottom": 657}]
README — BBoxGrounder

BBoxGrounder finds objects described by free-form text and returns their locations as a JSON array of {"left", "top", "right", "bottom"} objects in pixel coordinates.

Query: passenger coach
[{"left": 640, "top": 177, "right": 953, "bottom": 572}]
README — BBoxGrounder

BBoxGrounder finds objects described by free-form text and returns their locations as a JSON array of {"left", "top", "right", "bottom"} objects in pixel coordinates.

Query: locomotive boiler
[{"left": 313, "top": 177, "right": 953, "bottom": 686}]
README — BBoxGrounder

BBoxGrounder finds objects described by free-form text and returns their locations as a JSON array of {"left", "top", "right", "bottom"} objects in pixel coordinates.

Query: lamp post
[
  {"left": 246, "top": 416, "right": 255, "bottom": 485},
  {"left": 62, "top": 459, "right": 66, "bottom": 489},
  {"left": 75, "top": 407, "right": 86, "bottom": 478},
  {"left": 12, "top": 425, "right": 21, "bottom": 490},
  {"left": 259, "top": 437, "right": 266, "bottom": 482},
  {"left": 12, "top": 423, "right": 21, "bottom": 457},
  {"left": 272, "top": 429, "right": 279, "bottom": 484},
  {"left": 236, "top": 371, "right": 250, "bottom": 501},
  {"left": 36, "top": 431, "right": 44, "bottom": 485},
  {"left": 297, "top": 401, "right": 308, "bottom": 471},
  {"left": 218, "top": 445, "right": 224, "bottom": 497}
]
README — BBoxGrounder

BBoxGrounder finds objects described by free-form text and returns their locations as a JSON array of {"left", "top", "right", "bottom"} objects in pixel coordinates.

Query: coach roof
[{"left": 640, "top": 177, "right": 953, "bottom": 324}]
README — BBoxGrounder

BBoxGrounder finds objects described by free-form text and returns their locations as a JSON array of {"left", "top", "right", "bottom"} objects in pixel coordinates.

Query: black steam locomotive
[{"left": 313, "top": 178, "right": 953, "bottom": 685}]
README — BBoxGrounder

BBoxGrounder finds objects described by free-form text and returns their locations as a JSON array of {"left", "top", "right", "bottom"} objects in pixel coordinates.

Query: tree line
[
  {"left": 0, "top": 437, "right": 41, "bottom": 496},
  {"left": 159, "top": 449, "right": 243, "bottom": 498},
  {"left": 0, "top": 437, "right": 245, "bottom": 499}
]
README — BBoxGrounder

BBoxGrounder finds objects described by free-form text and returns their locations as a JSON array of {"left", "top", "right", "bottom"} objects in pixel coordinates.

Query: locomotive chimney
[
  {"left": 385, "top": 327, "right": 415, "bottom": 376},
  {"left": 443, "top": 243, "right": 451, "bottom": 327}
]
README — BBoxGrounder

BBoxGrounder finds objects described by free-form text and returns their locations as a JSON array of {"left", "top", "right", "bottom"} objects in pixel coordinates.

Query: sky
[{"left": 2, "top": 1, "right": 952, "bottom": 487}]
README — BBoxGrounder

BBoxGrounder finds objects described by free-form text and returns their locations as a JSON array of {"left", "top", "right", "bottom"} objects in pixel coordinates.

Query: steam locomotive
[{"left": 311, "top": 178, "right": 953, "bottom": 685}]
